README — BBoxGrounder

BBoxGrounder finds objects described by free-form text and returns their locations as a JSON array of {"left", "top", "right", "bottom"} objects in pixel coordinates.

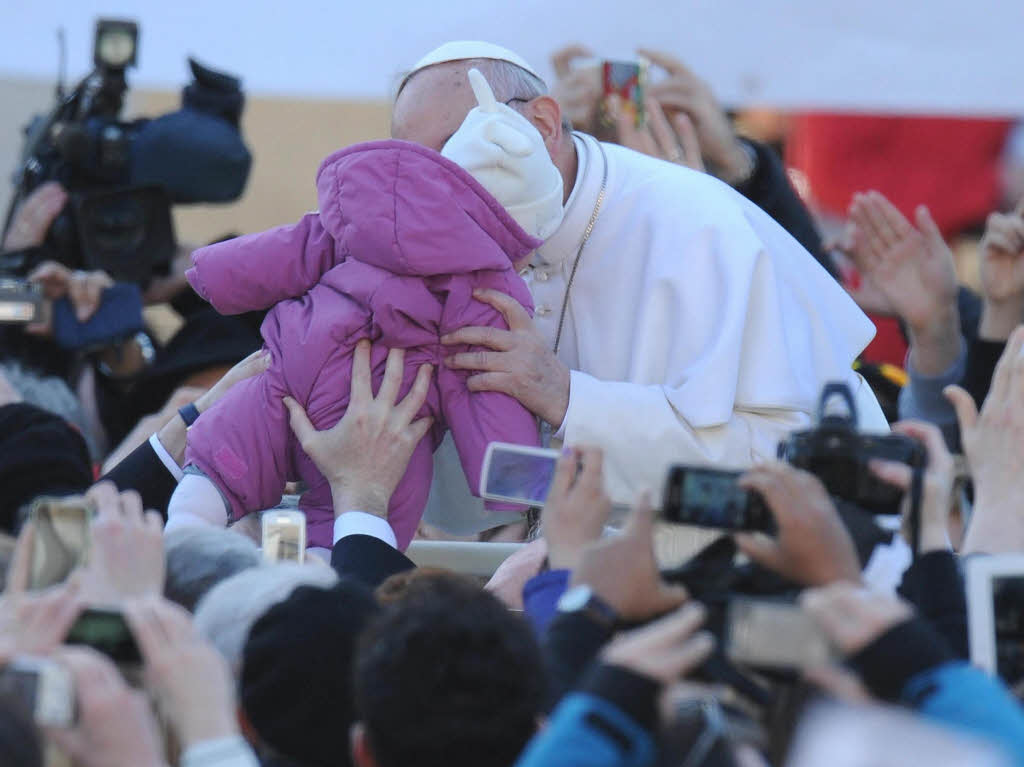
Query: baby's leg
[
  {"left": 166, "top": 472, "right": 229, "bottom": 531},
  {"left": 184, "top": 371, "right": 293, "bottom": 522}
]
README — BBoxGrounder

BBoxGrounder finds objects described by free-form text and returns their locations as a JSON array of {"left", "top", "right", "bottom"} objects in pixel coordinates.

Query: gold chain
[{"left": 552, "top": 140, "right": 609, "bottom": 355}]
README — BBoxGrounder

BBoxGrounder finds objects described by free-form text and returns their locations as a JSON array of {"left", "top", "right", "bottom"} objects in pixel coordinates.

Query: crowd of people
[{"left": 1, "top": 34, "right": 1024, "bottom": 767}]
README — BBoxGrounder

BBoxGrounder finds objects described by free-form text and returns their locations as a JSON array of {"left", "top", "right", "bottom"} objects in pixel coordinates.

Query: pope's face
[{"left": 391, "top": 63, "right": 479, "bottom": 152}]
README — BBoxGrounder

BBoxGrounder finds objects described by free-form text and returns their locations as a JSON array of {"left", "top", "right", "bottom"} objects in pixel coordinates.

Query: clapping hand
[{"left": 844, "top": 191, "right": 961, "bottom": 375}]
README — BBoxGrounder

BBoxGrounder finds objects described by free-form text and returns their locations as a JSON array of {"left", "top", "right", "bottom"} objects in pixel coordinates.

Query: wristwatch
[
  {"left": 177, "top": 402, "right": 201, "bottom": 427},
  {"left": 556, "top": 585, "right": 619, "bottom": 628}
]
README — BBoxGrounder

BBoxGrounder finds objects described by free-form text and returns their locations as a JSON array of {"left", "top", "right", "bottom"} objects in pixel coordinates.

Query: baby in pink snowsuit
[{"left": 165, "top": 70, "right": 564, "bottom": 551}]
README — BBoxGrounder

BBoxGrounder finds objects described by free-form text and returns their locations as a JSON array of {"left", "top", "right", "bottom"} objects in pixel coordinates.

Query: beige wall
[{"left": 0, "top": 77, "right": 392, "bottom": 248}]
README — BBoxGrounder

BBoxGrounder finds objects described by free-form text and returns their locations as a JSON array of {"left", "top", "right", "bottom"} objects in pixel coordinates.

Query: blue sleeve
[
  {"left": 904, "top": 662, "right": 1024, "bottom": 764},
  {"left": 897, "top": 338, "right": 966, "bottom": 450},
  {"left": 523, "top": 569, "right": 570, "bottom": 634},
  {"left": 514, "top": 693, "right": 656, "bottom": 767}
]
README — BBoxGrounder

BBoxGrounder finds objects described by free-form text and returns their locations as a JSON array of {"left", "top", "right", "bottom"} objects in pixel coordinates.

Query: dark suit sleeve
[
  {"left": 330, "top": 534, "right": 415, "bottom": 588},
  {"left": 963, "top": 337, "right": 1007, "bottom": 408},
  {"left": 732, "top": 139, "right": 837, "bottom": 279},
  {"left": 896, "top": 550, "right": 968, "bottom": 658},
  {"left": 100, "top": 439, "right": 179, "bottom": 520}
]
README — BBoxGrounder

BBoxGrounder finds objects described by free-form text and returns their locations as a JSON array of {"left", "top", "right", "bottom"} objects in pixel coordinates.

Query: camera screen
[
  {"left": 66, "top": 609, "right": 141, "bottom": 664},
  {"left": 484, "top": 447, "right": 558, "bottom": 506},
  {"left": 680, "top": 471, "right": 749, "bottom": 529},
  {"left": 993, "top": 575, "right": 1024, "bottom": 686}
]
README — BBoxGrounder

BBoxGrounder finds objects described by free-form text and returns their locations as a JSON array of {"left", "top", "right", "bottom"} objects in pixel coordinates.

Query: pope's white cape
[{"left": 424, "top": 133, "right": 887, "bottom": 534}]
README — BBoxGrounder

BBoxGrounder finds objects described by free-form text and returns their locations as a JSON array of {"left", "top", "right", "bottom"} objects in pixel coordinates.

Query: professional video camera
[{"left": 1, "top": 19, "right": 252, "bottom": 285}]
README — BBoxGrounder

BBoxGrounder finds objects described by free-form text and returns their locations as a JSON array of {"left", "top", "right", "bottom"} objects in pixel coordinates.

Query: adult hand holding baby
[{"left": 284, "top": 340, "right": 433, "bottom": 520}]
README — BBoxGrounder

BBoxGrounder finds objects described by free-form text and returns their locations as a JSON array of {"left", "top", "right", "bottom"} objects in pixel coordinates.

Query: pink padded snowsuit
[{"left": 183, "top": 139, "right": 542, "bottom": 550}]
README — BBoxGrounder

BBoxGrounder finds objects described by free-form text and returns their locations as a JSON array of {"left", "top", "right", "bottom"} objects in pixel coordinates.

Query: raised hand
[
  {"left": 869, "top": 420, "right": 955, "bottom": 554},
  {"left": 542, "top": 446, "right": 612, "bottom": 570},
  {"left": 846, "top": 192, "right": 958, "bottom": 332},
  {"left": 801, "top": 582, "right": 913, "bottom": 657},
  {"left": 550, "top": 44, "right": 601, "bottom": 133},
  {"left": 846, "top": 191, "right": 961, "bottom": 375},
  {"left": 978, "top": 199, "right": 1024, "bottom": 339},
  {"left": 945, "top": 327, "right": 1024, "bottom": 554},
  {"left": 600, "top": 602, "right": 714, "bottom": 686},
  {"left": 610, "top": 94, "right": 705, "bottom": 171},
  {"left": 124, "top": 597, "right": 240, "bottom": 749},
  {"left": 735, "top": 462, "right": 861, "bottom": 587},
  {"left": 78, "top": 482, "right": 165, "bottom": 605},
  {"left": 640, "top": 48, "right": 746, "bottom": 182},
  {"left": 570, "top": 493, "right": 688, "bottom": 622}
]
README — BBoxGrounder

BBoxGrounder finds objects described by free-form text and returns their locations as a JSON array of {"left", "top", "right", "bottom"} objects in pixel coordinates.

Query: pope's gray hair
[
  {"left": 395, "top": 57, "right": 547, "bottom": 102},
  {"left": 465, "top": 58, "right": 548, "bottom": 102}
]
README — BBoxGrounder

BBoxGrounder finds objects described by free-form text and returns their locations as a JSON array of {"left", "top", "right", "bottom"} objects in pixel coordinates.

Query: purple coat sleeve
[
  {"left": 438, "top": 269, "right": 541, "bottom": 497},
  {"left": 186, "top": 213, "right": 342, "bottom": 315}
]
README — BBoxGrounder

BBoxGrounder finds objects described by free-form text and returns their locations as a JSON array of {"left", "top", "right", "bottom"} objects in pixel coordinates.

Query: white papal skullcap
[{"left": 399, "top": 41, "right": 543, "bottom": 94}]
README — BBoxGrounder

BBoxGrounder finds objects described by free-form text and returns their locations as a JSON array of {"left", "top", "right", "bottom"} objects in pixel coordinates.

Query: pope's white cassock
[{"left": 424, "top": 131, "right": 887, "bottom": 535}]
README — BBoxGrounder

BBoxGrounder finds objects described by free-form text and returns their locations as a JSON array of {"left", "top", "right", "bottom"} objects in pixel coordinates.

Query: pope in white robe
[{"left": 392, "top": 42, "right": 887, "bottom": 536}]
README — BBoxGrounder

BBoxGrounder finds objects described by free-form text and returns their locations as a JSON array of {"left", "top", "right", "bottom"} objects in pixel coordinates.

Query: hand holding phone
[
  {"left": 29, "top": 497, "right": 94, "bottom": 590},
  {"left": 262, "top": 510, "right": 306, "bottom": 563},
  {"left": 662, "top": 466, "right": 775, "bottom": 533},
  {"left": 726, "top": 598, "right": 835, "bottom": 671},
  {"left": 0, "top": 277, "right": 44, "bottom": 324},
  {"left": 0, "top": 656, "right": 76, "bottom": 726},
  {"left": 966, "top": 553, "right": 1024, "bottom": 685},
  {"left": 602, "top": 59, "right": 648, "bottom": 128}
]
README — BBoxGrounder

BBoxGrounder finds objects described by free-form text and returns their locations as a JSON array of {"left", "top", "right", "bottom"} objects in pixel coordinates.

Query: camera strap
[{"left": 909, "top": 466, "right": 925, "bottom": 562}]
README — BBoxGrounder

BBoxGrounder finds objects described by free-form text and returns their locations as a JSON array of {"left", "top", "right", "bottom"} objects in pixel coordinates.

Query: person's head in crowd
[
  {"left": 351, "top": 572, "right": 546, "bottom": 767},
  {"left": 373, "top": 566, "right": 453, "bottom": 605},
  {"left": 192, "top": 562, "right": 338, "bottom": 675},
  {"left": 392, "top": 42, "right": 575, "bottom": 199},
  {"left": 163, "top": 526, "right": 262, "bottom": 611},
  {"left": 241, "top": 582, "right": 380, "bottom": 767},
  {"left": 0, "top": 401, "right": 91, "bottom": 534}
]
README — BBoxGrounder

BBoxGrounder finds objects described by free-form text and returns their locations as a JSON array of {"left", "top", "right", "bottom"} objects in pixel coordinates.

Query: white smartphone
[
  {"left": 726, "top": 598, "right": 834, "bottom": 670},
  {"left": 0, "top": 656, "right": 76, "bottom": 727},
  {"left": 261, "top": 510, "right": 306, "bottom": 564},
  {"left": 788, "top": 702, "right": 1009, "bottom": 767},
  {"left": 966, "top": 553, "right": 1024, "bottom": 683},
  {"left": 479, "top": 442, "right": 562, "bottom": 507}
]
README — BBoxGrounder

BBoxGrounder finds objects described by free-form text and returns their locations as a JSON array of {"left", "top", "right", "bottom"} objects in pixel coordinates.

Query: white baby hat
[{"left": 442, "top": 68, "right": 565, "bottom": 241}]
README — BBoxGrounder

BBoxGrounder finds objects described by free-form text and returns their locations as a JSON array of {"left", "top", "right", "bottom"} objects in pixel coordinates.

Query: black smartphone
[
  {"left": 662, "top": 466, "right": 775, "bottom": 534},
  {"left": 65, "top": 608, "right": 141, "bottom": 664}
]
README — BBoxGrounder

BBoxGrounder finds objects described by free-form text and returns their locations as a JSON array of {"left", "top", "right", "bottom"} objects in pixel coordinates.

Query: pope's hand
[{"left": 442, "top": 288, "right": 570, "bottom": 427}]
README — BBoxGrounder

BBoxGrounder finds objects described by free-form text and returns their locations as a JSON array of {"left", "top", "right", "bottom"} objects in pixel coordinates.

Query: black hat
[
  {"left": 0, "top": 403, "right": 91, "bottom": 533},
  {"left": 240, "top": 581, "right": 380, "bottom": 767}
]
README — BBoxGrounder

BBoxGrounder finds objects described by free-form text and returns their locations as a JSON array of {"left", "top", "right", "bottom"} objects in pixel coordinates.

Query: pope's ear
[{"left": 524, "top": 96, "right": 564, "bottom": 148}]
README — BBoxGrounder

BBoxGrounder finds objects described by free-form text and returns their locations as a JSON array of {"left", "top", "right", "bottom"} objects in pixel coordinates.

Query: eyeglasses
[{"left": 503, "top": 97, "right": 531, "bottom": 107}]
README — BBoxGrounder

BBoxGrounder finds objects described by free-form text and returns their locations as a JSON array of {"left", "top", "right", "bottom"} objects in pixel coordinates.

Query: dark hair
[{"left": 354, "top": 573, "right": 545, "bottom": 767}]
